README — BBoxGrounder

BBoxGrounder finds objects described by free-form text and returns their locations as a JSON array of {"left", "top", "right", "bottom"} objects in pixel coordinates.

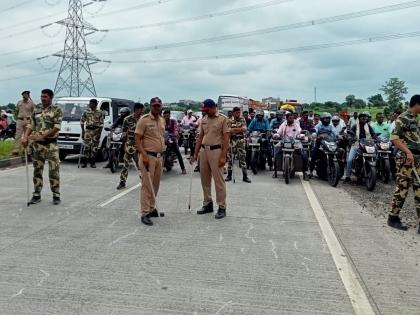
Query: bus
[{"left": 217, "top": 95, "right": 249, "bottom": 115}]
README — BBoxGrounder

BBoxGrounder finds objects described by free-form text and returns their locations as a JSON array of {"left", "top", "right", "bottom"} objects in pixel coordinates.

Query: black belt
[
  {"left": 201, "top": 144, "right": 222, "bottom": 151},
  {"left": 146, "top": 151, "right": 163, "bottom": 158},
  {"left": 36, "top": 138, "right": 57, "bottom": 145},
  {"left": 86, "top": 126, "right": 100, "bottom": 130}
]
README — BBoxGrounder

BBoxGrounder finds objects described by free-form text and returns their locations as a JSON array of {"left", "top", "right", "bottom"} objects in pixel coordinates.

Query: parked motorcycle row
[{"left": 242, "top": 127, "right": 395, "bottom": 191}]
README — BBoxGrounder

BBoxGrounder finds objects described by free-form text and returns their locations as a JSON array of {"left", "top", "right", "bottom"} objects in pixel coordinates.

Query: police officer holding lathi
[
  {"left": 191, "top": 99, "right": 230, "bottom": 219},
  {"left": 117, "top": 102, "right": 144, "bottom": 190},
  {"left": 80, "top": 99, "right": 104, "bottom": 168},
  {"left": 135, "top": 97, "right": 165, "bottom": 226},
  {"left": 388, "top": 94, "right": 420, "bottom": 234},
  {"left": 22, "top": 89, "right": 63, "bottom": 205},
  {"left": 225, "top": 107, "right": 251, "bottom": 183}
]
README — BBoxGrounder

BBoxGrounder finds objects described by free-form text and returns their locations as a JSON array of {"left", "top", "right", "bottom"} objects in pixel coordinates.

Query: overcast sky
[{"left": 0, "top": 0, "right": 418, "bottom": 104}]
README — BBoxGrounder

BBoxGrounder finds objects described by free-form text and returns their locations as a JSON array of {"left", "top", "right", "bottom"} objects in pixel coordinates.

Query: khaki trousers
[
  {"left": 139, "top": 154, "right": 163, "bottom": 215},
  {"left": 14, "top": 119, "right": 29, "bottom": 151},
  {"left": 200, "top": 148, "right": 227, "bottom": 209}
]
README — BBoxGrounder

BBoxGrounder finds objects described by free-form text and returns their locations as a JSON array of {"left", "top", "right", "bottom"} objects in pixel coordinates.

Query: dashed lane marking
[{"left": 98, "top": 183, "right": 140, "bottom": 207}]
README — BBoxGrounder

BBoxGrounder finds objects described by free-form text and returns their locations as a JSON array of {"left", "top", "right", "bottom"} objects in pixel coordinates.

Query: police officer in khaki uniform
[
  {"left": 191, "top": 99, "right": 230, "bottom": 219},
  {"left": 389, "top": 94, "right": 420, "bottom": 234},
  {"left": 135, "top": 97, "right": 165, "bottom": 226},
  {"left": 12, "top": 90, "right": 35, "bottom": 155}
]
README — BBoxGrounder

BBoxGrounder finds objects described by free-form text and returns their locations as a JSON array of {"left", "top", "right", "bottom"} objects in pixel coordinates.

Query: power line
[
  {"left": 0, "top": 0, "right": 38, "bottom": 15},
  {"left": 90, "top": 0, "right": 177, "bottom": 18},
  {"left": 105, "top": 0, "right": 293, "bottom": 32},
  {"left": 0, "top": 41, "right": 62, "bottom": 57},
  {"left": 96, "top": 0, "right": 420, "bottom": 55},
  {"left": 0, "top": 70, "right": 57, "bottom": 82},
  {"left": 111, "top": 30, "right": 420, "bottom": 63}
]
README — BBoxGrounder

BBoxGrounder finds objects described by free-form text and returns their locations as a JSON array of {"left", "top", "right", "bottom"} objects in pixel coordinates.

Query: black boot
[
  {"left": 225, "top": 170, "right": 232, "bottom": 182},
  {"left": 116, "top": 181, "right": 126, "bottom": 190},
  {"left": 387, "top": 215, "right": 408, "bottom": 231},
  {"left": 53, "top": 196, "right": 61, "bottom": 205},
  {"left": 418, "top": 224, "right": 420, "bottom": 235},
  {"left": 242, "top": 168, "right": 251, "bottom": 183},
  {"left": 215, "top": 207, "right": 226, "bottom": 219},
  {"left": 29, "top": 195, "right": 41, "bottom": 204},
  {"left": 141, "top": 215, "right": 153, "bottom": 226},
  {"left": 90, "top": 158, "right": 96, "bottom": 168},
  {"left": 81, "top": 158, "right": 87, "bottom": 168},
  {"left": 149, "top": 209, "right": 159, "bottom": 217},
  {"left": 197, "top": 202, "right": 214, "bottom": 215}
]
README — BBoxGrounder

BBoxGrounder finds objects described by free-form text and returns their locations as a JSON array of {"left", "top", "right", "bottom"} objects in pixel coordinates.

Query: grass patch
[{"left": 0, "top": 140, "right": 16, "bottom": 160}]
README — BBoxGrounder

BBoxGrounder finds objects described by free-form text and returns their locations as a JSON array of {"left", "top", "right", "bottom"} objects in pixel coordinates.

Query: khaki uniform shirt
[
  {"left": 199, "top": 112, "right": 230, "bottom": 145},
  {"left": 135, "top": 113, "right": 165, "bottom": 153},
  {"left": 80, "top": 108, "right": 104, "bottom": 128},
  {"left": 29, "top": 104, "right": 63, "bottom": 138},
  {"left": 16, "top": 99, "right": 35, "bottom": 118},
  {"left": 390, "top": 110, "right": 420, "bottom": 153}
]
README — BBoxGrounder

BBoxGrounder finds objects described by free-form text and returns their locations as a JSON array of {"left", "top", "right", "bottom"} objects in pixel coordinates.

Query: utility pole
[
  {"left": 314, "top": 87, "right": 317, "bottom": 103},
  {"left": 53, "top": 0, "right": 106, "bottom": 97}
]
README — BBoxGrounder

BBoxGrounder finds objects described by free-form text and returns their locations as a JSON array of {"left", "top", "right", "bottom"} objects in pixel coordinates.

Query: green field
[{"left": 0, "top": 140, "right": 16, "bottom": 160}]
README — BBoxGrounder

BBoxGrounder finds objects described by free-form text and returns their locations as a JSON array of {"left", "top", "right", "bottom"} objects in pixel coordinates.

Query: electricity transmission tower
[{"left": 54, "top": 0, "right": 105, "bottom": 97}]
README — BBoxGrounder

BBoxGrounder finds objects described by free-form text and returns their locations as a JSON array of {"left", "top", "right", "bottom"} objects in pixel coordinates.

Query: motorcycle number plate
[{"left": 59, "top": 144, "right": 74, "bottom": 149}]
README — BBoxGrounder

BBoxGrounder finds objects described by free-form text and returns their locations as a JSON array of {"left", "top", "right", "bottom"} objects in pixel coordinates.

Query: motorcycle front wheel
[
  {"left": 251, "top": 150, "right": 258, "bottom": 175},
  {"left": 109, "top": 150, "right": 119, "bottom": 173},
  {"left": 382, "top": 158, "right": 391, "bottom": 184},
  {"left": 284, "top": 156, "right": 290, "bottom": 184},
  {"left": 328, "top": 159, "right": 341, "bottom": 187},
  {"left": 366, "top": 164, "right": 377, "bottom": 191}
]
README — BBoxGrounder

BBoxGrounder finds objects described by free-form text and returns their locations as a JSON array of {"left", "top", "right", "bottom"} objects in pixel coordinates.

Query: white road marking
[
  {"left": 245, "top": 224, "right": 256, "bottom": 243},
  {"left": 219, "top": 234, "right": 223, "bottom": 242},
  {"left": 294, "top": 241, "right": 298, "bottom": 250},
  {"left": 98, "top": 183, "right": 140, "bottom": 207},
  {"left": 11, "top": 288, "right": 24, "bottom": 298},
  {"left": 215, "top": 300, "right": 233, "bottom": 315},
  {"left": 37, "top": 269, "right": 50, "bottom": 286},
  {"left": 269, "top": 240, "right": 279, "bottom": 260},
  {"left": 108, "top": 228, "right": 138, "bottom": 246},
  {"left": 108, "top": 219, "right": 119, "bottom": 228},
  {"left": 301, "top": 262, "right": 310, "bottom": 272},
  {"left": 301, "top": 177, "right": 375, "bottom": 315}
]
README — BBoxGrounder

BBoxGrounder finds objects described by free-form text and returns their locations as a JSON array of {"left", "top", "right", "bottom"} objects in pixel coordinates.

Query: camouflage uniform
[
  {"left": 120, "top": 114, "right": 138, "bottom": 183},
  {"left": 227, "top": 117, "right": 247, "bottom": 170},
  {"left": 29, "top": 104, "right": 63, "bottom": 198},
  {"left": 80, "top": 108, "right": 104, "bottom": 161},
  {"left": 390, "top": 110, "right": 420, "bottom": 220}
]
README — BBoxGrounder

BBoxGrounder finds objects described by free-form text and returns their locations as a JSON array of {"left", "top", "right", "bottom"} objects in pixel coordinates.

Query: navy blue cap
[{"left": 201, "top": 99, "right": 217, "bottom": 110}]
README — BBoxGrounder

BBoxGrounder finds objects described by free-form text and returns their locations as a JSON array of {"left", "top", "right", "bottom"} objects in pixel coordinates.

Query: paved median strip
[
  {"left": 98, "top": 183, "right": 141, "bottom": 207},
  {"left": 300, "top": 176, "right": 376, "bottom": 315}
]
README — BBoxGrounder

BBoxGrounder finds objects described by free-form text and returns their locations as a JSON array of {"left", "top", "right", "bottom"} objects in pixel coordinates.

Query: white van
[
  {"left": 56, "top": 97, "right": 135, "bottom": 161},
  {"left": 218, "top": 95, "right": 249, "bottom": 115}
]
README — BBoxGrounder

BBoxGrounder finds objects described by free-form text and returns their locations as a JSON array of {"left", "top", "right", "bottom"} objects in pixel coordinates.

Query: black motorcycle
[
  {"left": 313, "top": 132, "right": 344, "bottom": 187},
  {"left": 348, "top": 132, "right": 378, "bottom": 191},
  {"left": 376, "top": 136, "right": 392, "bottom": 184},
  {"left": 163, "top": 132, "right": 176, "bottom": 172},
  {"left": 107, "top": 127, "right": 124, "bottom": 173},
  {"left": 248, "top": 130, "right": 271, "bottom": 175},
  {"left": 0, "top": 121, "right": 16, "bottom": 141}
]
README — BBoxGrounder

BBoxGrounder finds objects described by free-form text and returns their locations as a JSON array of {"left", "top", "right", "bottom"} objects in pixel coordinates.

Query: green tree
[
  {"left": 367, "top": 94, "right": 387, "bottom": 108},
  {"left": 353, "top": 99, "right": 366, "bottom": 109},
  {"left": 345, "top": 94, "right": 356, "bottom": 107},
  {"left": 380, "top": 78, "right": 408, "bottom": 111}
]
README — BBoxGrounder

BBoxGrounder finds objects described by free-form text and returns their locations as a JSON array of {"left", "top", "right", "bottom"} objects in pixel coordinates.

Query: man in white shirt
[{"left": 180, "top": 110, "right": 197, "bottom": 128}]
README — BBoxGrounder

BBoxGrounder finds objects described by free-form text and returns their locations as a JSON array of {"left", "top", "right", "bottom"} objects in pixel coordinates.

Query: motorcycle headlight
[
  {"left": 284, "top": 142, "right": 292, "bottom": 149},
  {"left": 325, "top": 141, "right": 337, "bottom": 151},
  {"left": 365, "top": 146, "right": 376, "bottom": 154},
  {"left": 251, "top": 137, "right": 258, "bottom": 144},
  {"left": 380, "top": 143, "right": 390, "bottom": 150},
  {"left": 112, "top": 133, "right": 122, "bottom": 141}
]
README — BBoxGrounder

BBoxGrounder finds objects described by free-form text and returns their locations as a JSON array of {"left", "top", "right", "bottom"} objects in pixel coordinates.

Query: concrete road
[{"left": 0, "top": 157, "right": 419, "bottom": 314}]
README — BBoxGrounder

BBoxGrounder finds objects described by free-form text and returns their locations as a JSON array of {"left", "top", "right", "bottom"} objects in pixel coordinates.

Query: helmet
[
  {"left": 119, "top": 107, "right": 131, "bottom": 115},
  {"left": 187, "top": 109, "right": 193, "bottom": 114},
  {"left": 332, "top": 115, "right": 340, "bottom": 122},
  {"left": 320, "top": 112, "right": 332, "bottom": 120},
  {"left": 256, "top": 109, "right": 264, "bottom": 116},
  {"left": 358, "top": 112, "right": 369, "bottom": 119}
]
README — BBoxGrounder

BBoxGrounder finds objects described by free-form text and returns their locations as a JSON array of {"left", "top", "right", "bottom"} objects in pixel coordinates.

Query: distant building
[{"left": 262, "top": 97, "right": 281, "bottom": 111}]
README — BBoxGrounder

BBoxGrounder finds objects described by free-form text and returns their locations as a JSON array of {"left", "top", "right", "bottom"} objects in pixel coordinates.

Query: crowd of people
[{"left": 8, "top": 88, "right": 420, "bottom": 233}]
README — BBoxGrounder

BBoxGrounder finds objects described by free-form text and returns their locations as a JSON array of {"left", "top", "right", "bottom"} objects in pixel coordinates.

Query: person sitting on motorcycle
[
  {"left": 309, "top": 113, "right": 336, "bottom": 177},
  {"left": 104, "top": 107, "right": 131, "bottom": 168},
  {"left": 163, "top": 110, "right": 187, "bottom": 175},
  {"left": 0, "top": 114, "right": 7, "bottom": 130},
  {"left": 248, "top": 109, "right": 273, "bottom": 170},
  {"left": 332, "top": 115, "right": 346, "bottom": 135},
  {"left": 344, "top": 112, "right": 376, "bottom": 182},
  {"left": 248, "top": 109, "right": 270, "bottom": 133},
  {"left": 180, "top": 109, "right": 197, "bottom": 128},
  {"left": 270, "top": 110, "right": 284, "bottom": 130},
  {"left": 299, "top": 111, "right": 314, "bottom": 132},
  {"left": 371, "top": 112, "right": 391, "bottom": 138},
  {"left": 274, "top": 112, "right": 309, "bottom": 180}
]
